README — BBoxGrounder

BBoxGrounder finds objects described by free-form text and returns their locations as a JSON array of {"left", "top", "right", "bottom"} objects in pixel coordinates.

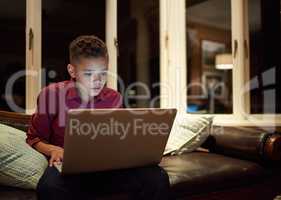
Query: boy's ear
[{"left": 67, "top": 64, "right": 76, "bottom": 79}]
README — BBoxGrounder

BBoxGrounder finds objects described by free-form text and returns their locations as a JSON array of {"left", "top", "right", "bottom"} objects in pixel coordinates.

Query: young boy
[{"left": 26, "top": 35, "right": 170, "bottom": 200}]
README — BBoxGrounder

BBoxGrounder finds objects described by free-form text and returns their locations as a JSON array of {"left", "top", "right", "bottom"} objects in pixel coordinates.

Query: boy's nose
[{"left": 92, "top": 73, "right": 100, "bottom": 81}]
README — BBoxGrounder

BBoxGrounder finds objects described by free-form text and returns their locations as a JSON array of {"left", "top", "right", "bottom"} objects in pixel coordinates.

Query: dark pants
[{"left": 37, "top": 165, "right": 171, "bottom": 200}]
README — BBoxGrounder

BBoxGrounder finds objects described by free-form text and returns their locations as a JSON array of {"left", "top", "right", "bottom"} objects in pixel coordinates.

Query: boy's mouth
[{"left": 91, "top": 87, "right": 101, "bottom": 90}]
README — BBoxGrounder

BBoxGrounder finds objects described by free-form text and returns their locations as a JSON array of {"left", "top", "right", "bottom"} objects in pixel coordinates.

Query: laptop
[{"left": 54, "top": 108, "right": 177, "bottom": 174}]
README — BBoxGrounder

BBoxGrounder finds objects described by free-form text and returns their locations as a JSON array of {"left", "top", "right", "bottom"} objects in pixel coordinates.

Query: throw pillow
[
  {"left": 164, "top": 115, "right": 213, "bottom": 155},
  {"left": 0, "top": 123, "right": 48, "bottom": 189}
]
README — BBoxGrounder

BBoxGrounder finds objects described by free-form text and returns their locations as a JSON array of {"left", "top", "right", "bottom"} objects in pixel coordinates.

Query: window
[
  {"left": 42, "top": 0, "right": 106, "bottom": 86},
  {"left": 161, "top": 0, "right": 280, "bottom": 125},
  {"left": 117, "top": 0, "right": 160, "bottom": 108},
  {"left": 186, "top": 0, "right": 233, "bottom": 114},
  {"left": 0, "top": 0, "right": 26, "bottom": 112},
  {"left": 248, "top": 0, "right": 281, "bottom": 114},
  {"left": 1, "top": 0, "right": 279, "bottom": 125}
]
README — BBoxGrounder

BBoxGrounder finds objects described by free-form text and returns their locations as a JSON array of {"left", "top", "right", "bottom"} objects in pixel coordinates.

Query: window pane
[
  {"left": 42, "top": 0, "right": 105, "bottom": 86},
  {"left": 248, "top": 0, "right": 281, "bottom": 113},
  {"left": 0, "top": 1, "right": 26, "bottom": 112},
  {"left": 117, "top": 0, "right": 160, "bottom": 108},
  {"left": 186, "top": 0, "right": 232, "bottom": 114}
]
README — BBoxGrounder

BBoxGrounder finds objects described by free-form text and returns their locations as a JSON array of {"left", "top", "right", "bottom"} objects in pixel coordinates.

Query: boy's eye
[
  {"left": 84, "top": 73, "right": 92, "bottom": 76},
  {"left": 83, "top": 71, "right": 107, "bottom": 77},
  {"left": 100, "top": 71, "right": 107, "bottom": 76}
]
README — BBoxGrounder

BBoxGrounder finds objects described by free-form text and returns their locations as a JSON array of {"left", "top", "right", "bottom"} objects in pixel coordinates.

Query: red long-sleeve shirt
[{"left": 26, "top": 79, "right": 122, "bottom": 148}]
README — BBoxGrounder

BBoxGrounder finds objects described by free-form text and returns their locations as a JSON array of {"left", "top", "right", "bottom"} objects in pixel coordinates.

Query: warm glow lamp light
[{"left": 215, "top": 53, "right": 233, "bottom": 70}]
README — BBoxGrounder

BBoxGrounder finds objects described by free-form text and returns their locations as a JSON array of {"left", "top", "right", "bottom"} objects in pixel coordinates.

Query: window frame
[
  {"left": 106, "top": 0, "right": 118, "bottom": 90},
  {"left": 26, "top": 0, "right": 42, "bottom": 114},
  {"left": 159, "top": 0, "right": 281, "bottom": 126},
  {"left": 25, "top": 0, "right": 281, "bottom": 126}
]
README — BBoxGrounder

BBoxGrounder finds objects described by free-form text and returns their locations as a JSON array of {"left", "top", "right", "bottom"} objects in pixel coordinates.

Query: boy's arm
[
  {"left": 34, "top": 142, "right": 64, "bottom": 166},
  {"left": 115, "top": 92, "right": 123, "bottom": 108},
  {"left": 26, "top": 86, "right": 62, "bottom": 166},
  {"left": 26, "top": 87, "right": 54, "bottom": 146}
]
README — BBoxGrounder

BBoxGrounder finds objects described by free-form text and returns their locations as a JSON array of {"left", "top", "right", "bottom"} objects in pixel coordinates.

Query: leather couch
[{"left": 0, "top": 111, "right": 280, "bottom": 200}]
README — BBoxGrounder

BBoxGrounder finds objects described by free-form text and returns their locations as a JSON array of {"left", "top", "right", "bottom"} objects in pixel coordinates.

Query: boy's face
[{"left": 67, "top": 57, "right": 108, "bottom": 98}]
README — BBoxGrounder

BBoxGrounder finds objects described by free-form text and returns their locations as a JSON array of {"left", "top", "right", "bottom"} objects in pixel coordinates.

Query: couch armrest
[
  {"left": 202, "top": 126, "right": 281, "bottom": 163},
  {"left": 264, "top": 133, "right": 281, "bottom": 161},
  {"left": 0, "top": 111, "right": 31, "bottom": 132}
]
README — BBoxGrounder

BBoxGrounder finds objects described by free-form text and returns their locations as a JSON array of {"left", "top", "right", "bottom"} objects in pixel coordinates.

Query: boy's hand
[
  {"left": 49, "top": 146, "right": 64, "bottom": 167},
  {"left": 33, "top": 141, "right": 64, "bottom": 167}
]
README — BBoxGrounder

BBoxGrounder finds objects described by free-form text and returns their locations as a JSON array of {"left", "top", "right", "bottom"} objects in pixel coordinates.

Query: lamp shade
[{"left": 215, "top": 53, "right": 233, "bottom": 70}]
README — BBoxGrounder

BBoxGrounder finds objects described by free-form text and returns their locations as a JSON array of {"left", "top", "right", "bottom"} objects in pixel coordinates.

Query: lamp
[{"left": 215, "top": 53, "right": 233, "bottom": 70}]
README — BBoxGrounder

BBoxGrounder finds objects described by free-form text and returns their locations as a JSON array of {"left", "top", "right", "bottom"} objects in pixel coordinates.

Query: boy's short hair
[{"left": 69, "top": 35, "right": 108, "bottom": 64}]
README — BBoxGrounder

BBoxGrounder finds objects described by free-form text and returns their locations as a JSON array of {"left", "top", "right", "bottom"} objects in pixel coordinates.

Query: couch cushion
[
  {"left": 160, "top": 152, "right": 269, "bottom": 198},
  {"left": 0, "top": 152, "right": 271, "bottom": 200}
]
